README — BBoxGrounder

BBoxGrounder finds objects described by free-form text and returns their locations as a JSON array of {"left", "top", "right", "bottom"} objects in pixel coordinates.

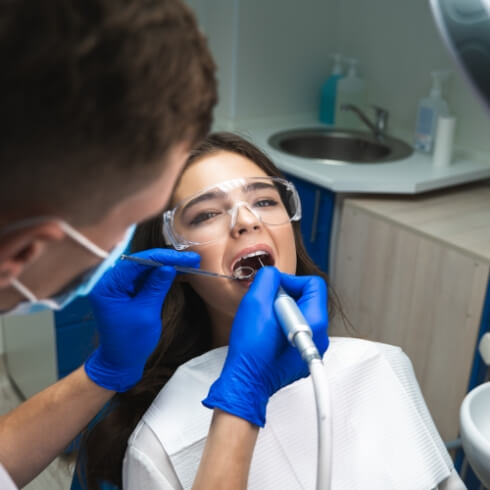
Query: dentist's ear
[{"left": 0, "top": 221, "right": 65, "bottom": 288}]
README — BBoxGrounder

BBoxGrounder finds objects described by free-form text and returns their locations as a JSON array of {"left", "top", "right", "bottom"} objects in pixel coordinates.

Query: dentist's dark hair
[
  {"left": 0, "top": 0, "right": 216, "bottom": 225},
  {"left": 77, "top": 132, "right": 347, "bottom": 489}
]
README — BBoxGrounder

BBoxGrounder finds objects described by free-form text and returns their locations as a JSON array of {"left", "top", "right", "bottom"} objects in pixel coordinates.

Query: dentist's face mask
[{"left": 5, "top": 219, "right": 136, "bottom": 316}]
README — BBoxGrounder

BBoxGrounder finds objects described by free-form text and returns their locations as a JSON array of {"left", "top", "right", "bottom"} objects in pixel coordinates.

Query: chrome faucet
[{"left": 341, "top": 104, "right": 389, "bottom": 141}]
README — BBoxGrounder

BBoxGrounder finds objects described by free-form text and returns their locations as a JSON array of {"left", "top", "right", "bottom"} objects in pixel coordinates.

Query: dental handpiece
[
  {"left": 120, "top": 254, "right": 253, "bottom": 280},
  {"left": 273, "top": 285, "right": 332, "bottom": 490},
  {"left": 274, "top": 286, "right": 321, "bottom": 363}
]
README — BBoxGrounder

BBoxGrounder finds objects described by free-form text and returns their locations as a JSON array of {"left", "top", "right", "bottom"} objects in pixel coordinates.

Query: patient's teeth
[{"left": 240, "top": 250, "right": 268, "bottom": 260}]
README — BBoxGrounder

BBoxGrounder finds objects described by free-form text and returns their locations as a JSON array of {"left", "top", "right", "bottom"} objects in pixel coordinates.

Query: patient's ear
[{"left": 0, "top": 221, "right": 65, "bottom": 287}]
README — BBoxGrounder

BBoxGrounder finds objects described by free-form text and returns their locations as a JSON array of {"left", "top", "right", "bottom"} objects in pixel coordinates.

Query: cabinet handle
[{"left": 310, "top": 190, "right": 321, "bottom": 243}]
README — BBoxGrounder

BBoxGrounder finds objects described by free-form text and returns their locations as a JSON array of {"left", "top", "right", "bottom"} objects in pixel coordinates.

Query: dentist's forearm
[
  {"left": 192, "top": 409, "right": 259, "bottom": 490},
  {"left": 0, "top": 366, "right": 114, "bottom": 487}
]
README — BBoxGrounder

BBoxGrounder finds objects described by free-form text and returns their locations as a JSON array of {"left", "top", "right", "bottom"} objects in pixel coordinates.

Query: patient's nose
[{"left": 230, "top": 204, "right": 261, "bottom": 237}]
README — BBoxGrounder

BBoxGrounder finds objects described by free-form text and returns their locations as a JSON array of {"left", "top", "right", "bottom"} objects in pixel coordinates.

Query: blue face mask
[{"left": 6, "top": 220, "right": 136, "bottom": 316}]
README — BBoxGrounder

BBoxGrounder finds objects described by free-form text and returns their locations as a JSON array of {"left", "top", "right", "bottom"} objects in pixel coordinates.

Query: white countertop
[{"left": 235, "top": 118, "right": 490, "bottom": 194}]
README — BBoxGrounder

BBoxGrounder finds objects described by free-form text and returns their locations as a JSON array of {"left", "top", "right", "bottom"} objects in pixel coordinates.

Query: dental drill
[{"left": 274, "top": 287, "right": 333, "bottom": 490}]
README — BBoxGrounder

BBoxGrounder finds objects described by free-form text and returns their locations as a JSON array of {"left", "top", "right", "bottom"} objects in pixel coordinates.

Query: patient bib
[{"left": 141, "top": 338, "right": 454, "bottom": 490}]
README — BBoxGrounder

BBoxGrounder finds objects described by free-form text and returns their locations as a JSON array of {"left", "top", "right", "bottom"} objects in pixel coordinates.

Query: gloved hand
[
  {"left": 85, "top": 248, "right": 200, "bottom": 392},
  {"left": 202, "top": 267, "right": 328, "bottom": 426}
]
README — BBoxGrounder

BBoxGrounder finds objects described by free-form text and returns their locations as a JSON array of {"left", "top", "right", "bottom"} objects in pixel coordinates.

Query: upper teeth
[{"left": 240, "top": 251, "right": 269, "bottom": 260}]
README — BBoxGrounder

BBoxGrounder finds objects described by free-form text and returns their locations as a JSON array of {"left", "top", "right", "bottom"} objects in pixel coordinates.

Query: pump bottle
[
  {"left": 414, "top": 71, "right": 451, "bottom": 153},
  {"left": 319, "top": 54, "right": 344, "bottom": 125}
]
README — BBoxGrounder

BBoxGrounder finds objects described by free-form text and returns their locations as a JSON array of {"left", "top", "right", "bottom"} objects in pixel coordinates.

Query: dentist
[{"left": 0, "top": 2, "right": 328, "bottom": 490}]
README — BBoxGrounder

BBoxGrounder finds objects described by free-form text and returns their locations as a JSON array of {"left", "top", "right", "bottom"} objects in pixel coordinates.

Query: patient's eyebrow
[
  {"left": 181, "top": 190, "right": 225, "bottom": 215},
  {"left": 244, "top": 182, "right": 278, "bottom": 193}
]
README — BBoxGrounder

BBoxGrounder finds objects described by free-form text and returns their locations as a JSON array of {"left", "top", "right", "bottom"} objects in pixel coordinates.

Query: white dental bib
[{"left": 123, "top": 338, "right": 463, "bottom": 490}]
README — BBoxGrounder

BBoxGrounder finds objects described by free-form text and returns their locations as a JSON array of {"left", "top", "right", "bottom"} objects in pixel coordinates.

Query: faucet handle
[{"left": 372, "top": 105, "right": 389, "bottom": 133}]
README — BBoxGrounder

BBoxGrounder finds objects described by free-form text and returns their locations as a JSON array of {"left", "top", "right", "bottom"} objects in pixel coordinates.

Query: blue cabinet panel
[
  {"left": 467, "top": 280, "right": 490, "bottom": 390},
  {"left": 55, "top": 320, "right": 98, "bottom": 379},
  {"left": 54, "top": 296, "right": 98, "bottom": 379},
  {"left": 283, "top": 173, "right": 335, "bottom": 273},
  {"left": 54, "top": 295, "right": 94, "bottom": 327}
]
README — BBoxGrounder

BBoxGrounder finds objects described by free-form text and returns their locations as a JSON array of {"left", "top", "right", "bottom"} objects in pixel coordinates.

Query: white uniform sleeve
[
  {"left": 123, "top": 421, "right": 182, "bottom": 490},
  {"left": 0, "top": 464, "right": 18, "bottom": 490}
]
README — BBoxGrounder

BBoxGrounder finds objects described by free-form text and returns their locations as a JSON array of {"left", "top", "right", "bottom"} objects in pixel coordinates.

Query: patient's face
[{"left": 170, "top": 150, "right": 297, "bottom": 327}]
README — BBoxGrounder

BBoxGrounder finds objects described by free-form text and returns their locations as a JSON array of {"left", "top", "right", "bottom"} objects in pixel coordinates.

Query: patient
[{"left": 77, "top": 133, "right": 464, "bottom": 490}]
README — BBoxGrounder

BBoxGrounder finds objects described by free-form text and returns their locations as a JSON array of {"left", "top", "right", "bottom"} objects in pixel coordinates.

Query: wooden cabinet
[{"left": 329, "top": 181, "right": 490, "bottom": 442}]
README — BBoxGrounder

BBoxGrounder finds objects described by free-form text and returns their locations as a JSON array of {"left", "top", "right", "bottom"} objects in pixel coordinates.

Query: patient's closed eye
[{"left": 189, "top": 210, "right": 222, "bottom": 226}]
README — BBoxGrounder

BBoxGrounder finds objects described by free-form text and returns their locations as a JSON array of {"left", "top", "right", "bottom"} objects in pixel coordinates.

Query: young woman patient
[{"left": 77, "top": 133, "right": 464, "bottom": 490}]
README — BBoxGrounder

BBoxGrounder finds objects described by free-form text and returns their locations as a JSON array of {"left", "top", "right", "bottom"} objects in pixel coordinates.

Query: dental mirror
[{"left": 232, "top": 266, "right": 256, "bottom": 280}]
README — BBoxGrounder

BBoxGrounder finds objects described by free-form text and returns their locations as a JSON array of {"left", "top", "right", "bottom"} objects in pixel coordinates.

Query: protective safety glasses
[{"left": 163, "top": 177, "right": 301, "bottom": 250}]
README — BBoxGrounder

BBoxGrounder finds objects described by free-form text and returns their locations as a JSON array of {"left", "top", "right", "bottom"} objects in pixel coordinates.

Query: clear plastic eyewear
[{"left": 162, "top": 177, "right": 301, "bottom": 250}]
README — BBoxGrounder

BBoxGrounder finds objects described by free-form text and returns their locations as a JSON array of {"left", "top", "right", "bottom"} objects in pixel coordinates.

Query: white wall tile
[
  {"left": 186, "top": 0, "right": 239, "bottom": 124},
  {"left": 190, "top": 0, "right": 337, "bottom": 126},
  {"left": 233, "top": 0, "right": 337, "bottom": 120}
]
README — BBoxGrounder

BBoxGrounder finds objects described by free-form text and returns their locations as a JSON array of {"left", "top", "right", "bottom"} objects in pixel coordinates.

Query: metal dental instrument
[
  {"left": 260, "top": 256, "right": 333, "bottom": 490},
  {"left": 120, "top": 254, "right": 254, "bottom": 280}
]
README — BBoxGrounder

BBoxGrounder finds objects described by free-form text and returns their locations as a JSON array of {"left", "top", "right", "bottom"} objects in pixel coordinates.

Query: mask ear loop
[
  {"left": 10, "top": 277, "right": 38, "bottom": 302},
  {"left": 57, "top": 222, "right": 108, "bottom": 259},
  {"left": 9, "top": 220, "right": 110, "bottom": 305}
]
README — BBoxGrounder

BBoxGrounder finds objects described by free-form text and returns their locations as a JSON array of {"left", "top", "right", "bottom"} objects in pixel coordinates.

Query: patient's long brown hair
[{"left": 78, "top": 132, "right": 346, "bottom": 489}]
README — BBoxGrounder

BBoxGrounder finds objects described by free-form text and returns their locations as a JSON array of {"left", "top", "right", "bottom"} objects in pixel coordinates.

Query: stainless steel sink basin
[{"left": 268, "top": 128, "right": 413, "bottom": 164}]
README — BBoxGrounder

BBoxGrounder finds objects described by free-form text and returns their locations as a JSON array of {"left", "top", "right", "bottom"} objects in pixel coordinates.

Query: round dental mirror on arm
[{"left": 430, "top": 0, "right": 490, "bottom": 112}]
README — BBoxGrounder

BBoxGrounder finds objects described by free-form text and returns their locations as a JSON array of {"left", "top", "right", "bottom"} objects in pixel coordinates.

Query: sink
[
  {"left": 268, "top": 128, "right": 413, "bottom": 164},
  {"left": 460, "top": 381, "right": 490, "bottom": 487}
]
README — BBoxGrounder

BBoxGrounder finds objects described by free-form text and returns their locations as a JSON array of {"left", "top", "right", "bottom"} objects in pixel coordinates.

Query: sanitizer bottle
[
  {"left": 414, "top": 71, "right": 451, "bottom": 153},
  {"left": 334, "top": 58, "right": 367, "bottom": 129},
  {"left": 319, "top": 54, "right": 344, "bottom": 125}
]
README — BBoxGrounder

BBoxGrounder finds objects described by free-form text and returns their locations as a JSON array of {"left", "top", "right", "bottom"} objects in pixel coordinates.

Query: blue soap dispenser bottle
[{"left": 319, "top": 54, "right": 344, "bottom": 125}]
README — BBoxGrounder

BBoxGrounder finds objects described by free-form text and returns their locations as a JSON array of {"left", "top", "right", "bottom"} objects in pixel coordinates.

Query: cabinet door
[
  {"left": 333, "top": 202, "right": 489, "bottom": 442},
  {"left": 283, "top": 173, "right": 335, "bottom": 273},
  {"left": 55, "top": 321, "right": 98, "bottom": 379},
  {"left": 54, "top": 296, "right": 98, "bottom": 379}
]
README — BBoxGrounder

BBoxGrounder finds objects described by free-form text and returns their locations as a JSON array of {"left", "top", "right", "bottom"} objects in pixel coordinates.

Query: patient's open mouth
[{"left": 231, "top": 250, "right": 274, "bottom": 280}]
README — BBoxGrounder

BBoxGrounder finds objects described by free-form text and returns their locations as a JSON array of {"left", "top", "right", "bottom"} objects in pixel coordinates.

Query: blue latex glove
[
  {"left": 85, "top": 248, "right": 200, "bottom": 392},
  {"left": 202, "top": 267, "right": 328, "bottom": 426}
]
